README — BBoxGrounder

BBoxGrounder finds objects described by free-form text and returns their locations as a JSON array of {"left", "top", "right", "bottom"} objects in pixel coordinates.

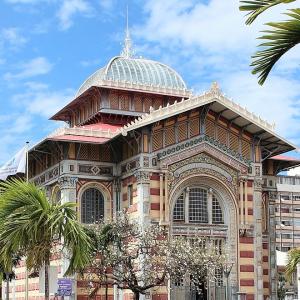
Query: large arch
[{"left": 169, "top": 174, "right": 239, "bottom": 295}]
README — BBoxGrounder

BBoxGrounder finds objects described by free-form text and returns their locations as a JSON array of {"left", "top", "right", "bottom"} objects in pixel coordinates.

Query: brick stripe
[
  {"left": 263, "top": 282, "right": 269, "bottom": 288},
  {"left": 248, "top": 208, "right": 253, "bottom": 215},
  {"left": 247, "top": 181, "right": 253, "bottom": 187},
  {"left": 151, "top": 203, "right": 160, "bottom": 210},
  {"left": 240, "top": 265, "right": 254, "bottom": 272},
  {"left": 240, "top": 279, "right": 254, "bottom": 286},
  {"left": 240, "top": 251, "right": 254, "bottom": 258},
  {"left": 263, "top": 269, "right": 269, "bottom": 275},
  {"left": 263, "top": 243, "right": 268, "bottom": 249},
  {"left": 246, "top": 295, "right": 254, "bottom": 300},
  {"left": 247, "top": 194, "right": 253, "bottom": 201},
  {"left": 263, "top": 256, "right": 268, "bottom": 262},
  {"left": 240, "top": 237, "right": 254, "bottom": 244},
  {"left": 150, "top": 188, "right": 160, "bottom": 196},
  {"left": 150, "top": 173, "right": 160, "bottom": 180}
]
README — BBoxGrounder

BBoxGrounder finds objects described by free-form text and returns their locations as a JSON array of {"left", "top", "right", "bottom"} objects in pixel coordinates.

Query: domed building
[{"left": 12, "top": 30, "right": 300, "bottom": 300}]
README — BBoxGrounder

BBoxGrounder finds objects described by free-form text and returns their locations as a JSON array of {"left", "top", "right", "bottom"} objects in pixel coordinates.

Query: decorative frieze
[
  {"left": 58, "top": 176, "right": 78, "bottom": 189},
  {"left": 157, "top": 135, "right": 252, "bottom": 167},
  {"left": 78, "top": 164, "right": 113, "bottom": 176}
]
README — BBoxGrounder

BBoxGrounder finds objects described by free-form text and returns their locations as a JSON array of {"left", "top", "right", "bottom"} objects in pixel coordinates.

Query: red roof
[
  {"left": 48, "top": 135, "right": 110, "bottom": 144},
  {"left": 269, "top": 155, "right": 300, "bottom": 162}
]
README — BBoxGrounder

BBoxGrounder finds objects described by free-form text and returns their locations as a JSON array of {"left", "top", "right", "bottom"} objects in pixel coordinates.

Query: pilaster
[{"left": 253, "top": 178, "right": 264, "bottom": 300}]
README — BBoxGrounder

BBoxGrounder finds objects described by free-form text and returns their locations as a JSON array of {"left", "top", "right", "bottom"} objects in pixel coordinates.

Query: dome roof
[{"left": 76, "top": 56, "right": 188, "bottom": 98}]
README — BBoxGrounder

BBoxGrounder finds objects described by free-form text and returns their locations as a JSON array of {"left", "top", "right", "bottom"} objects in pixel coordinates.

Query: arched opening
[
  {"left": 170, "top": 183, "right": 231, "bottom": 300},
  {"left": 81, "top": 188, "right": 104, "bottom": 224}
]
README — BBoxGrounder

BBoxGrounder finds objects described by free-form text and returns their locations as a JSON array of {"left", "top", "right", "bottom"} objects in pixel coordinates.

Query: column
[
  {"left": 164, "top": 172, "right": 169, "bottom": 223},
  {"left": 253, "top": 178, "right": 264, "bottom": 300},
  {"left": 134, "top": 171, "right": 151, "bottom": 300},
  {"left": 58, "top": 176, "right": 78, "bottom": 300},
  {"left": 159, "top": 173, "right": 164, "bottom": 223},
  {"left": 268, "top": 193, "right": 277, "bottom": 300},
  {"left": 239, "top": 179, "right": 244, "bottom": 225},
  {"left": 134, "top": 171, "right": 151, "bottom": 229},
  {"left": 245, "top": 181, "right": 248, "bottom": 225}
]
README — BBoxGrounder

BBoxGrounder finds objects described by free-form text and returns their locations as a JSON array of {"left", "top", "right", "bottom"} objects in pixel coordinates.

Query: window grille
[
  {"left": 144, "top": 97, "right": 152, "bottom": 112},
  {"left": 178, "top": 122, "right": 188, "bottom": 142},
  {"left": 229, "top": 133, "right": 239, "bottom": 153},
  {"left": 165, "top": 126, "right": 176, "bottom": 146},
  {"left": 153, "top": 98, "right": 162, "bottom": 110},
  {"left": 81, "top": 188, "right": 104, "bottom": 224},
  {"left": 189, "top": 188, "right": 208, "bottom": 223},
  {"left": 190, "top": 118, "right": 200, "bottom": 137},
  {"left": 212, "top": 195, "right": 224, "bottom": 224},
  {"left": 120, "top": 94, "right": 130, "bottom": 110},
  {"left": 173, "top": 193, "right": 185, "bottom": 221},
  {"left": 217, "top": 126, "right": 228, "bottom": 146},
  {"left": 100, "top": 145, "right": 111, "bottom": 162},
  {"left": 109, "top": 91, "right": 119, "bottom": 109},
  {"left": 134, "top": 95, "right": 143, "bottom": 112},
  {"left": 79, "top": 144, "right": 89, "bottom": 160},
  {"left": 241, "top": 139, "right": 251, "bottom": 159},
  {"left": 90, "top": 145, "right": 100, "bottom": 161},
  {"left": 205, "top": 119, "right": 215, "bottom": 138},
  {"left": 152, "top": 130, "right": 163, "bottom": 151}
]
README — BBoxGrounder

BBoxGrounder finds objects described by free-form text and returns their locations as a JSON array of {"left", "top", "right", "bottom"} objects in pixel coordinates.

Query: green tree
[
  {"left": 239, "top": 0, "right": 300, "bottom": 85},
  {"left": 86, "top": 214, "right": 227, "bottom": 300},
  {"left": 285, "top": 247, "right": 300, "bottom": 281},
  {"left": 0, "top": 252, "right": 20, "bottom": 300},
  {"left": 0, "top": 179, "right": 92, "bottom": 300}
]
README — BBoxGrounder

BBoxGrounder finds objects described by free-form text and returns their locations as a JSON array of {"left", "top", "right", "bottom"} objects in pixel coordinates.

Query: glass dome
[{"left": 76, "top": 56, "right": 188, "bottom": 97}]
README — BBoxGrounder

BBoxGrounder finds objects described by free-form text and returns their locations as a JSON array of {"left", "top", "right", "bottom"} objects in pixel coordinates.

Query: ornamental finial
[
  {"left": 210, "top": 81, "right": 222, "bottom": 96},
  {"left": 121, "top": 5, "right": 134, "bottom": 58}
]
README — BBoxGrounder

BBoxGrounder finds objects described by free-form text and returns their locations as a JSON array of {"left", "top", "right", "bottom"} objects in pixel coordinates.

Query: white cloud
[
  {"left": 2, "top": 27, "right": 27, "bottom": 48},
  {"left": 4, "top": 57, "right": 53, "bottom": 81},
  {"left": 12, "top": 82, "right": 74, "bottom": 117},
  {"left": 80, "top": 58, "right": 102, "bottom": 67},
  {"left": 136, "top": 0, "right": 300, "bottom": 145},
  {"left": 57, "top": 0, "right": 93, "bottom": 30}
]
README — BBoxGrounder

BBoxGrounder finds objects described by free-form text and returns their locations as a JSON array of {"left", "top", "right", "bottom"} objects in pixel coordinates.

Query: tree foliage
[
  {"left": 0, "top": 179, "right": 93, "bottom": 299},
  {"left": 285, "top": 247, "right": 300, "bottom": 280},
  {"left": 240, "top": 0, "right": 300, "bottom": 85},
  {"left": 85, "top": 214, "right": 227, "bottom": 300}
]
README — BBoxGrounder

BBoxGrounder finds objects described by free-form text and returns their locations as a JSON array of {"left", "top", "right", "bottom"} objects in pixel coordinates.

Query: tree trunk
[
  {"left": 134, "top": 291, "right": 140, "bottom": 300},
  {"left": 5, "top": 273, "right": 9, "bottom": 300},
  {"left": 45, "top": 262, "right": 50, "bottom": 300}
]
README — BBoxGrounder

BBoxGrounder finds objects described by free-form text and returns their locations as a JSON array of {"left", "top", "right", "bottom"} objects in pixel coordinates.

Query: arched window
[
  {"left": 81, "top": 188, "right": 104, "bottom": 224},
  {"left": 172, "top": 187, "right": 224, "bottom": 224}
]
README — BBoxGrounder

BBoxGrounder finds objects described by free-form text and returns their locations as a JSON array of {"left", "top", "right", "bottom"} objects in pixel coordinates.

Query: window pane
[
  {"left": 81, "top": 188, "right": 104, "bottom": 224},
  {"left": 212, "top": 195, "right": 223, "bottom": 224},
  {"left": 189, "top": 188, "right": 208, "bottom": 223},
  {"left": 173, "top": 193, "right": 184, "bottom": 221}
]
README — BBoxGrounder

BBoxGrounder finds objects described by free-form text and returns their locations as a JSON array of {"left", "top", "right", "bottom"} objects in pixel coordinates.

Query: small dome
[{"left": 76, "top": 56, "right": 188, "bottom": 97}]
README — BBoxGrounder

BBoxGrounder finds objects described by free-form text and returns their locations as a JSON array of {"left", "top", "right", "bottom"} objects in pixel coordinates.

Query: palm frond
[
  {"left": 251, "top": 8, "right": 300, "bottom": 84},
  {"left": 285, "top": 248, "right": 300, "bottom": 280},
  {"left": 239, "top": 0, "right": 296, "bottom": 25}
]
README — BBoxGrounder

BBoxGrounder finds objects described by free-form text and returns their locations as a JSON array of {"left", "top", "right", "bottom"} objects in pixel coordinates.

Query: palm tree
[
  {"left": 285, "top": 247, "right": 300, "bottom": 281},
  {"left": 0, "top": 252, "right": 20, "bottom": 300},
  {"left": 240, "top": 0, "right": 300, "bottom": 85},
  {"left": 0, "top": 179, "right": 92, "bottom": 300}
]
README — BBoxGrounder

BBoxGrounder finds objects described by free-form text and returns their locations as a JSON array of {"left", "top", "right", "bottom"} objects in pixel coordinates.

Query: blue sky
[{"left": 0, "top": 0, "right": 300, "bottom": 165}]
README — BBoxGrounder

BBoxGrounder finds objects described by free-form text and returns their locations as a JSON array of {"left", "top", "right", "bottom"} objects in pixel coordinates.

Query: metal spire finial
[{"left": 121, "top": 4, "right": 134, "bottom": 58}]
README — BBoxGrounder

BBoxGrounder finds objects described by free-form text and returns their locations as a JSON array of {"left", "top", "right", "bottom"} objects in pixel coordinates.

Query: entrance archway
[{"left": 169, "top": 175, "right": 238, "bottom": 300}]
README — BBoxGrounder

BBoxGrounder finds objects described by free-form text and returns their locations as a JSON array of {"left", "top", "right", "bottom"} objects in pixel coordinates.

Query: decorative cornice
[
  {"left": 120, "top": 82, "right": 276, "bottom": 137},
  {"left": 48, "top": 126, "right": 119, "bottom": 139}
]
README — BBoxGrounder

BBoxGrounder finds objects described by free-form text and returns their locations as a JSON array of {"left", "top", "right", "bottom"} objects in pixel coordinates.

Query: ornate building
[{"left": 9, "top": 36, "right": 300, "bottom": 300}]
